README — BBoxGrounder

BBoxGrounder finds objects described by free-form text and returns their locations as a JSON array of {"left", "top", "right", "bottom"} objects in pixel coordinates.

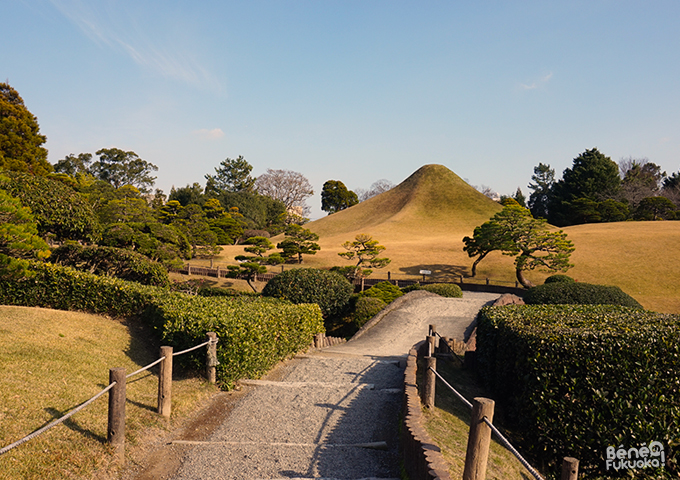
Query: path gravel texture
[{"left": 164, "top": 290, "right": 499, "bottom": 480}]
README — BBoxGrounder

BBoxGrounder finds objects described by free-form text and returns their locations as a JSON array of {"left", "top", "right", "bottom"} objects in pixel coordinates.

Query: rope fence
[
  {"left": 420, "top": 327, "right": 578, "bottom": 480},
  {"left": 0, "top": 333, "right": 219, "bottom": 462}
]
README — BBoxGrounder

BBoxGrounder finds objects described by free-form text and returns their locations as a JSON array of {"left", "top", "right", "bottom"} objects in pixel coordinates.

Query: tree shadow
[{"left": 399, "top": 263, "right": 470, "bottom": 279}]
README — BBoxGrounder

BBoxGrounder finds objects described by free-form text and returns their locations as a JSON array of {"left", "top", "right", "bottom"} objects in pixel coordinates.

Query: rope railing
[
  {"left": 426, "top": 363, "right": 545, "bottom": 480},
  {"left": 0, "top": 382, "right": 117, "bottom": 456},
  {"left": 481, "top": 416, "right": 545, "bottom": 480},
  {"left": 0, "top": 333, "right": 218, "bottom": 459}
]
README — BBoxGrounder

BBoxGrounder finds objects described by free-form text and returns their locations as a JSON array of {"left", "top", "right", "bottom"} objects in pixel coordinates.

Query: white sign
[{"left": 419, "top": 270, "right": 431, "bottom": 275}]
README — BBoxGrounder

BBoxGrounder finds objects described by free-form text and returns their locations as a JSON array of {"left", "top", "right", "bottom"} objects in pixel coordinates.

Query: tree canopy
[
  {"left": 463, "top": 205, "right": 575, "bottom": 288},
  {"left": 548, "top": 148, "right": 621, "bottom": 226},
  {"left": 90, "top": 148, "right": 158, "bottom": 193},
  {"left": 277, "top": 224, "right": 320, "bottom": 264},
  {"left": 205, "top": 156, "right": 256, "bottom": 194},
  {"left": 0, "top": 83, "right": 51, "bottom": 175},
  {"left": 321, "top": 180, "right": 358, "bottom": 214},
  {"left": 338, "top": 233, "right": 390, "bottom": 278},
  {"left": 255, "top": 168, "right": 313, "bottom": 217}
]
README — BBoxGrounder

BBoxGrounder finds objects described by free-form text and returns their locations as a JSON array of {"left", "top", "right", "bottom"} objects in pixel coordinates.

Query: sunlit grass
[{"left": 0, "top": 306, "right": 219, "bottom": 480}]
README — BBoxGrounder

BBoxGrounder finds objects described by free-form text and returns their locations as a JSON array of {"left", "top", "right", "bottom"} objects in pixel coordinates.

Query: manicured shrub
[
  {"left": 261, "top": 268, "right": 352, "bottom": 317},
  {"left": 400, "top": 283, "right": 422, "bottom": 293},
  {"left": 476, "top": 304, "right": 680, "bottom": 477},
  {"left": 544, "top": 274, "right": 575, "bottom": 284},
  {"left": 361, "top": 281, "right": 403, "bottom": 304},
  {"left": 50, "top": 243, "right": 170, "bottom": 287},
  {"left": 524, "top": 282, "right": 642, "bottom": 308},
  {"left": 148, "top": 294, "right": 323, "bottom": 387},
  {"left": 421, "top": 283, "right": 462, "bottom": 298},
  {"left": 352, "top": 296, "right": 387, "bottom": 329}
]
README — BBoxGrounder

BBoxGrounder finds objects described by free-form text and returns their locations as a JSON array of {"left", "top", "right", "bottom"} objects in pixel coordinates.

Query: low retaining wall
[{"left": 401, "top": 340, "right": 452, "bottom": 480}]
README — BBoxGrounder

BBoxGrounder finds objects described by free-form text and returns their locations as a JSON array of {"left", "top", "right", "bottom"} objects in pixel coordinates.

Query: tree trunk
[
  {"left": 246, "top": 277, "right": 258, "bottom": 292},
  {"left": 515, "top": 254, "right": 535, "bottom": 288},
  {"left": 470, "top": 252, "right": 489, "bottom": 277}
]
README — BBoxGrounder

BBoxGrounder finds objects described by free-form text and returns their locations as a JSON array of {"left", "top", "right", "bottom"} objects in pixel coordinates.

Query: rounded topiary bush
[
  {"left": 352, "top": 296, "right": 387, "bottom": 329},
  {"left": 421, "top": 283, "right": 463, "bottom": 298},
  {"left": 261, "top": 268, "right": 352, "bottom": 317},
  {"left": 524, "top": 282, "right": 643, "bottom": 308},
  {"left": 361, "top": 281, "right": 403, "bottom": 304},
  {"left": 544, "top": 274, "right": 576, "bottom": 284}
]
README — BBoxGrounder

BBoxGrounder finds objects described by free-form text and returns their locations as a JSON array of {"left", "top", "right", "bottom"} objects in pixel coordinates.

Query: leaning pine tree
[{"left": 463, "top": 204, "right": 575, "bottom": 288}]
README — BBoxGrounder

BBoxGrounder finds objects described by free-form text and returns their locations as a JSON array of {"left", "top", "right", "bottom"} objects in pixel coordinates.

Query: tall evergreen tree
[{"left": 527, "top": 163, "right": 555, "bottom": 219}]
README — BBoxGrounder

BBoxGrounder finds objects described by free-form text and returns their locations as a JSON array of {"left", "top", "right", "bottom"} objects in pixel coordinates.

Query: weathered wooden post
[
  {"left": 314, "top": 333, "right": 324, "bottom": 349},
  {"left": 426, "top": 335, "right": 436, "bottom": 357},
  {"left": 361, "top": 277, "right": 365, "bottom": 291},
  {"left": 206, "top": 332, "right": 218, "bottom": 384},
  {"left": 429, "top": 324, "right": 438, "bottom": 352},
  {"left": 463, "top": 397, "right": 495, "bottom": 480},
  {"left": 108, "top": 367, "right": 126, "bottom": 462},
  {"left": 423, "top": 356, "right": 437, "bottom": 409},
  {"left": 486, "top": 277, "right": 490, "bottom": 285},
  {"left": 561, "top": 457, "right": 579, "bottom": 480},
  {"left": 157, "top": 346, "right": 173, "bottom": 417},
  {"left": 388, "top": 271, "right": 391, "bottom": 281}
]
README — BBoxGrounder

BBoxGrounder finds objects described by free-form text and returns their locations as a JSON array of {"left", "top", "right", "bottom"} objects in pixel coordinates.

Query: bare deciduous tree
[
  {"left": 357, "top": 179, "right": 395, "bottom": 202},
  {"left": 254, "top": 169, "right": 314, "bottom": 216}
]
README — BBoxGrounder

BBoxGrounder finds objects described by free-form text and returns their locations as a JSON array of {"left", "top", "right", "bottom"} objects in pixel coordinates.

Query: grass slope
[{"left": 0, "top": 306, "right": 218, "bottom": 480}]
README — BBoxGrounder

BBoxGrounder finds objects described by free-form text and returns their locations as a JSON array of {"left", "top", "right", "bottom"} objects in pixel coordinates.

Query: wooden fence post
[
  {"left": 561, "top": 457, "right": 579, "bottom": 480},
  {"left": 423, "top": 356, "right": 437, "bottom": 409},
  {"left": 463, "top": 397, "right": 495, "bottom": 480},
  {"left": 108, "top": 367, "right": 126, "bottom": 462},
  {"left": 426, "top": 335, "right": 436, "bottom": 357},
  {"left": 206, "top": 332, "right": 218, "bottom": 384},
  {"left": 157, "top": 346, "right": 173, "bottom": 417}
]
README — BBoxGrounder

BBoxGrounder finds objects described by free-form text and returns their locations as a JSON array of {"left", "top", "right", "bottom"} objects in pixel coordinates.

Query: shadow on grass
[
  {"left": 44, "top": 407, "right": 107, "bottom": 444},
  {"left": 399, "top": 263, "right": 469, "bottom": 279}
]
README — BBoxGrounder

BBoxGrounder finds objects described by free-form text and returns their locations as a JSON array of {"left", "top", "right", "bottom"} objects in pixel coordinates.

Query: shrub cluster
[
  {"left": 543, "top": 274, "right": 575, "bottom": 284},
  {"left": 0, "top": 263, "right": 323, "bottom": 388},
  {"left": 420, "top": 283, "right": 462, "bottom": 298},
  {"left": 361, "top": 281, "right": 403, "bottom": 304},
  {"left": 147, "top": 294, "right": 323, "bottom": 387},
  {"left": 476, "top": 304, "right": 680, "bottom": 478},
  {"left": 524, "top": 282, "right": 642, "bottom": 308},
  {"left": 352, "top": 296, "right": 387, "bottom": 329},
  {"left": 50, "top": 244, "right": 170, "bottom": 287},
  {"left": 261, "top": 268, "right": 352, "bottom": 317}
]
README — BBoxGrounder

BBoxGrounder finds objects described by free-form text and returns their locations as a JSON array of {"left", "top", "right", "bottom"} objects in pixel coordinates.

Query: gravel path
[{"left": 164, "top": 290, "right": 499, "bottom": 480}]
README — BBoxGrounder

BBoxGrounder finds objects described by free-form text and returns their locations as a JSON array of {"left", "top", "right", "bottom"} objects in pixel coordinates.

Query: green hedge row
[
  {"left": 524, "top": 282, "right": 642, "bottom": 308},
  {"left": 476, "top": 304, "right": 680, "bottom": 478},
  {"left": 0, "top": 263, "right": 324, "bottom": 388}
]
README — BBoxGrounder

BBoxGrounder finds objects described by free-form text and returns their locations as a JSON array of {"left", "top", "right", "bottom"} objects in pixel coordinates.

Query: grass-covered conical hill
[
  {"left": 308, "top": 164, "right": 502, "bottom": 239},
  {"left": 299, "top": 165, "right": 504, "bottom": 282}
]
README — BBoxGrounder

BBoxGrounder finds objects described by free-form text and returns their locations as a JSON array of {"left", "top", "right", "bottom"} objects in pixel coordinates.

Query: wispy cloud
[
  {"left": 520, "top": 72, "right": 553, "bottom": 90},
  {"left": 48, "top": 0, "right": 221, "bottom": 92},
  {"left": 194, "top": 128, "right": 225, "bottom": 140}
]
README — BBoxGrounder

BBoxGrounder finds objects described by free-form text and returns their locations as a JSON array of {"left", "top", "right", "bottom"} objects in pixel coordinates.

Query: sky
[{"left": 3, "top": 1, "right": 680, "bottom": 218}]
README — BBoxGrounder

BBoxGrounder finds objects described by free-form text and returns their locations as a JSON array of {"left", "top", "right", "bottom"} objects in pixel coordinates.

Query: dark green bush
[
  {"left": 50, "top": 244, "right": 170, "bottom": 287},
  {"left": 400, "top": 282, "right": 422, "bottom": 293},
  {"left": 421, "top": 283, "right": 462, "bottom": 298},
  {"left": 524, "top": 282, "right": 642, "bottom": 308},
  {"left": 476, "top": 304, "right": 680, "bottom": 478},
  {"left": 352, "top": 296, "right": 387, "bottom": 328},
  {"left": 544, "top": 274, "right": 575, "bottom": 284},
  {"left": 361, "top": 281, "right": 403, "bottom": 304},
  {"left": 261, "top": 268, "right": 352, "bottom": 317},
  {"left": 147, "top": 294, "right": 323, "bottom": 387}
]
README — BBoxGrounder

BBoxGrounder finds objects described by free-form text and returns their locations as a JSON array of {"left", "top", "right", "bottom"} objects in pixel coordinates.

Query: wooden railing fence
[{"left": 0, "top": 333, "right": 219, "bottom": 464}]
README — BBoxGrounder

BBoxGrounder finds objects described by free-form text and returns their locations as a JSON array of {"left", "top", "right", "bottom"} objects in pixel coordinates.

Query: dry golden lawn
[
  {"left": 187, "top": 165, "right": 680, "bottom": 313},
  {"left": 0, "top": 306, "right": 219, "bottom": 480}
]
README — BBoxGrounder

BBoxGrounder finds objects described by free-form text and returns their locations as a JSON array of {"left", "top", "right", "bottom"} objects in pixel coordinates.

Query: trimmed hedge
[
  {"left": 147, "top": 294, "right": 323, "bottom": 387},
  {"left": 0, "top": 263, "right": 323, "bottom": 388},
  {"left": 261, "top": 268, "right": 352, "bottom": 317},
  {"left": 476, "top": 304, "right": 680, "bottom": 478},
  {"left": 524, "top": 282, "right": 642, "bottom": 308},
  {"left": 361, "top": 281, "right": 403, "bottom": 304},
  {"left": 49, "top": 244, "right": 170, "bottom": 287},
  {"left": 352, "top": 296, "right": 387, "bottom": 328},
  {"left": 421, "top": 283, "right": 462, "bottom": 298},
  {"left": 544, "top": 274, "right": 575, "bottom": 284}
]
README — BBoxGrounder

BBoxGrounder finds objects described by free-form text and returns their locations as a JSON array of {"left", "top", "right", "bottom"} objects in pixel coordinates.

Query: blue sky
[{"left": 3, "top": 1, "right": 680, "bottom": 218}]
